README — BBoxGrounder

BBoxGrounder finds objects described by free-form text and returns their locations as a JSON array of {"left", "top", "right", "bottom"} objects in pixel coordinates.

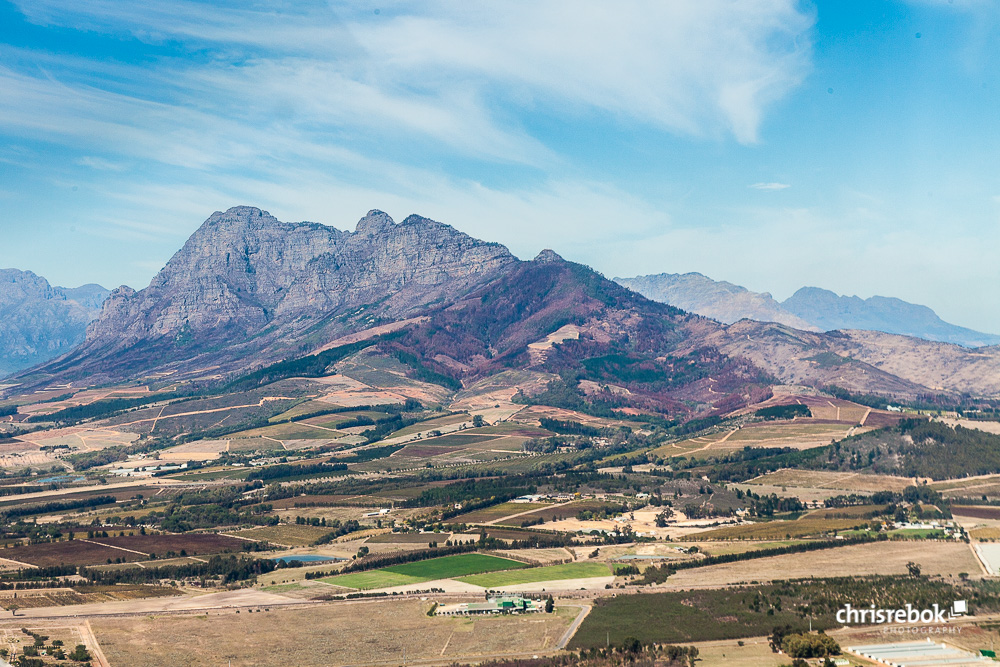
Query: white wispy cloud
[{"left": 750, "top": 182, "right": 791, "bottom": 190}]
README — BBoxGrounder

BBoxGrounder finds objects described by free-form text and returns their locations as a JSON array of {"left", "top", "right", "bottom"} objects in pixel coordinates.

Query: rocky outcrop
[{"left": 0, "top": 269, "right": 108, "bottom": 377}]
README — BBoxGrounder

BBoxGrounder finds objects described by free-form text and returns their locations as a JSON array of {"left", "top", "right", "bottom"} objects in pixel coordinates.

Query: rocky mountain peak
[
  {"left": 354, "top": 210, "right": 396, "bottom": 236},
  {"left": 534, "top": 249, "right": 564, "bottom": 263},
  {"left": 46, "top": 207, "right": 519, "bottom": 383}
]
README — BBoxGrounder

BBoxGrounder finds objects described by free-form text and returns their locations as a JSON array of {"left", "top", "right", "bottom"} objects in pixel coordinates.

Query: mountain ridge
[
  {"left": 617, "top": 272, "right": 1000, "bottom": 349},
  {"left": 11, "top": 206, "right": 1000, "bottom": 413},
  {"left": 0, "top": 269, "right": 109, "bottom": 378}
]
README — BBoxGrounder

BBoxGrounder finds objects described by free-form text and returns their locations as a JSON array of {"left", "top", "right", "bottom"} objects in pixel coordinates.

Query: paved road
[{"left": 557, "top": 604, "right": 591, "bottom": 649}]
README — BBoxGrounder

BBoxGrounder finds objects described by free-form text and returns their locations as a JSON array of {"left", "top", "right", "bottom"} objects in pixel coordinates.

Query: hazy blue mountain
[
  {"left": 782, "top": 287, "right": 1000, "bottom": 348},
  {"left": 615, "top": 272, "right": 817, "bottom": 330},
  {"left": 0, "top": 269, "right": 109, "bottom": 378}
]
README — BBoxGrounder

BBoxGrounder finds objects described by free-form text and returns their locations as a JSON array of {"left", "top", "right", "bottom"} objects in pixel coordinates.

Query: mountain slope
[
  {"left": 782, "top": 287, "right": 1000, "bottom": 348},
  {"left": 0, "top": 269, "right": 108, "bottom": 378},
  {"left": 615, "top": 272, "right": 816, "bottom": 330}
]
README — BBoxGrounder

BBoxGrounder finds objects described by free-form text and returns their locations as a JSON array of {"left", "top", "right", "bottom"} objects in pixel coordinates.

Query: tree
[
  {"left": 544, "top": 595, "right": 554, "bottom": 613},
  {"left": 472, "top": 414, "right": 485, "bottom": 428},
  {"left": 906, "top": 561, "right": 922, "bottom": 577},
  {"left": 69, "top": 644, "right": 92, "bottom": 661}
]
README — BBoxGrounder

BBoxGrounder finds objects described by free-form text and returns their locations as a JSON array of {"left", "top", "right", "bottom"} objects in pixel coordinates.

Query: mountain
[
  {"left": 14, "top": 206, "right": 1000, "bottom": 411},
  {"left": 782, "top": 287, "right": 1000, "bottom": 348},
  {"left": 0, "top": 269, "right": 109, "bottom": 378},
  {"left": 614, "top": 272, "right": 817, "bottom": 330},
  {"left": 34, "top": 206, "right": 516, "bottom": 385},
  {"left": 617, "top": 273, "right": 1000, "bottom": 349}
]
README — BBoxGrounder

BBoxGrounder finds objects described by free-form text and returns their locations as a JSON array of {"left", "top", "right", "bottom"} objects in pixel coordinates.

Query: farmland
[
  {"left": 457, "top": 561, "right": 610, "bottom": 587},
  {"left": 570, "top": 575, "right": 999, "bottom": 649},
  {"left": 0, "top": 368, "right": 988, "bottom": 665},
  {"left": 320, "top": 553, "right": 529, "bottom": 590},
  {"left": 685, "top": 518, "right": 868, "bottom": 541},
  {"left": 87, "top": 598, "right": 575, "bottom": 667},
  {"left": 0, "top": 532, "right": 252, "bottom": 567}
]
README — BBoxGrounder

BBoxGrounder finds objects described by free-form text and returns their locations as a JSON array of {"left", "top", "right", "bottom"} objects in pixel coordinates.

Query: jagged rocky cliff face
[
  {"left": 50, "top": 206, "right": 516, "bottom": 381},
  {"left": 0, "top": 269, "right": 108, "bottom": 378}
]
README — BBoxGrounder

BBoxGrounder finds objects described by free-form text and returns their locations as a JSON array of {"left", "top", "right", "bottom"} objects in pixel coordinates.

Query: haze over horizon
[{"left": 2, "top": 1, "right": 999, "bottom": 333}]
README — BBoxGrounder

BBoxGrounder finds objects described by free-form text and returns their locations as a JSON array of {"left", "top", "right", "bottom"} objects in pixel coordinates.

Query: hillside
[{"left": 0, "top": 269, "right": 108, "bottom": 378}]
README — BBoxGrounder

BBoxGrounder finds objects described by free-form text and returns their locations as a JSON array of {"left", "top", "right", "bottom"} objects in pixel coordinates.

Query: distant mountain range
[
  {"left": 0, "top": 270, "right": 109, "bottom": 378},
  {"left": 616, "top": 273, "right": 1000, "bottom": 349},
  {"left": 6, "top": 206, "right": 1000, "bottom": 412}
]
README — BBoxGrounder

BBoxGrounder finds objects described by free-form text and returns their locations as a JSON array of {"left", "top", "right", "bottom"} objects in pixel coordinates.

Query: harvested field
[
  {"left": 270, "top": 495, "right": 368, "bottom": 509},
  {"left": 229, "top": 422, "right": 336, "bottom": 440},
  {"left": 158, "top": 439, "right": 230, "bottom": 461},
  {"left": 231, "top": 524, "right": 336, "bottom": 547},
  {"left": 452, "top": 502, "right": 547, "bottom": 524},
  {"left": 805, "top": 505, "right": 888, "bottom": 519},
  {"left": 457, "top": 561, "right": 609, "bottom": 587},
  {"left": 89, "top": 598, "right": 574, "bottom": 666},
  {"left": 746, "top": 469, "right": 915, "bottom": 493},
  {"left": 0, "top": 540, "right": 146, "bottom": 567},
  {"left": 365, "top": 532, "right": 452, "bottom": 544},
  {"left": 954, "top": 506, "right": 1000, "bottom": 520},
  {"left": 498, "top": 500, "right": 625, "bottom": 525},
  {"left": 970, "top": 527, "right": 1000, "bottom": 540},
  {"left": 684, "top": 518, "right": 867, "bottom": 540},
  {"left": 227, "top": 437, "right": 287, "bottom": 452},
  {"left": 91, "top": 533, "right": 251, "bottom": 556},
  {"left": 419, "top": 433, "right": 497, "bottom": 447},
  {"left": 668, "top": 540, "right": 978, "bottom": 587},
  {"left": 392, "top": 413, "right": 471, "bottom": 436},
  {"left": 0, "top": 585, "right": 179, "bottom": 610}
]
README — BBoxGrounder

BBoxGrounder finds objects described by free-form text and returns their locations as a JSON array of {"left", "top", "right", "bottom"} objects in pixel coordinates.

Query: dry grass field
[
  {"left": 90, "top": 599, "right": 574, "bottom": 666},
  {"left": 684, "top": 518, "right": 866, "bottom": 541},
  {"left": 229, "top": 524, "right": 335, "bottom": 547},
  {"left": 746, "top": 468, "right": 916, "bottom": 493},
  {"left": 451, "top": 502, "right": 547, "bottom": 524},
  {"left": 0, "top": 585, "right": 179, "bottom": 610},
  {"left": 667, "top": 540, "right": 979, "bottom": 587}
]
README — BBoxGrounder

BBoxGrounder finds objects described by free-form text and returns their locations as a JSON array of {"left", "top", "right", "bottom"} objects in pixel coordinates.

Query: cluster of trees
[
  {"left": 1, "top": 495, "right": 116, "bottom": 522},
  {"left": 770, "top": 627, "right": 840, "bottom": 658},
  {"left": 539, "top": 417, "right": 604, "bottom": 437},
  {"left": 313, "top": 519, "right": 361, "bottom": 544},
  {"left": 391, "top": 349, "right": 462, "bottom": 391},
  {"left": 807, "top": 419, "right": 1000, "bottom": 480},
  {"left": 755, "top": 404, "right": 811, "bottom": 421},
  {"left": 246, "top": 462, "right": 347, "bottom": 483}
]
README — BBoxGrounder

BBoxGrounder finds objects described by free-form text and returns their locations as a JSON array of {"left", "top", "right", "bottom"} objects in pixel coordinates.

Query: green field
[
  {"left": 457, "top": 562, "right": 610, "bottom": 587},
  {"left": 320, "top": 553, "right": 528, "bottom": 590}
]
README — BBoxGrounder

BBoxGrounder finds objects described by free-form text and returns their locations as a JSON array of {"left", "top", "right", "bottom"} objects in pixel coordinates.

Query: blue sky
[{"left": 1, "top": 1, "right": 999, "bottom": 333}]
